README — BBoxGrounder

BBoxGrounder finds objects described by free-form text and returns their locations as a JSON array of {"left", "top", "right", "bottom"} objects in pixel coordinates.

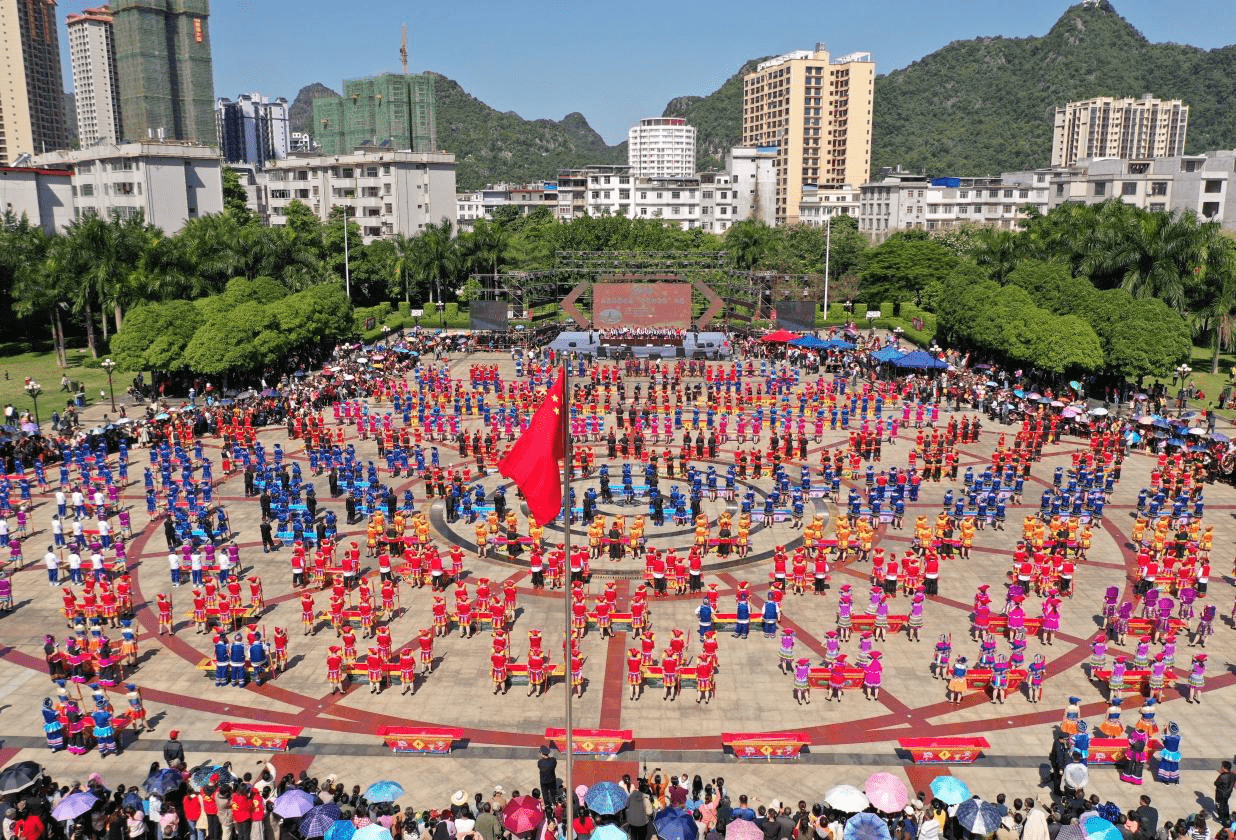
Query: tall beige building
[
  {"left": 0, "top": 0, "right": 71, "bottom": 164},
  {"left": 742, "top": 44, "right": 874, "bottom": 226},
  {"left": 68, "top": 5, "right": 123, "bottom": 146},
  {"left": 1051, "top": 95, "right": 1188, "bottom": 168}
]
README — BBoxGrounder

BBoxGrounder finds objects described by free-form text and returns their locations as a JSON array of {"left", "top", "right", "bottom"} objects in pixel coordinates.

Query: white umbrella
[{"left": 823, "top": 784, "right": 870, "bottom": 813}]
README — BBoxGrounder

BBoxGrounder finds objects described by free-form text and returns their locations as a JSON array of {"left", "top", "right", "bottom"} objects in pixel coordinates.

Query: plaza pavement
[{"left": 1, "top": 347, "right": 1234, "bottom": 819}]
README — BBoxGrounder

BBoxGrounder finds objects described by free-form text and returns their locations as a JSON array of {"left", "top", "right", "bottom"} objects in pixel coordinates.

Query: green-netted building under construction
[{"left": 312, "top": 73, "right": 437, "bottom": 155}]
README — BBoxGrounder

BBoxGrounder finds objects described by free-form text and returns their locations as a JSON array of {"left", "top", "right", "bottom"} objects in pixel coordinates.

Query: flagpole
[{"left": 560, "top": 358, "right": 574, "bottom": 837}]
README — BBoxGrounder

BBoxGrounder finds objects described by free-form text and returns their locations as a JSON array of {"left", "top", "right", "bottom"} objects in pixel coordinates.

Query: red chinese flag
[{"left": 498, "top": 372, "right": 566, "bottom": 525}]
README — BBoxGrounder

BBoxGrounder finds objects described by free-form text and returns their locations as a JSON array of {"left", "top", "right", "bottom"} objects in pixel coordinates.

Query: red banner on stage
[{"left": 593, "top": 282, "right": 692, "bottom": 328}]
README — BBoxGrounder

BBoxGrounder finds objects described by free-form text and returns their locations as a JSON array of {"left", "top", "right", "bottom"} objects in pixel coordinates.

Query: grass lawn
[
  {"left": 0, "top": 345, "right": 124, "bottom": 425},
  {"left": 1185, "top": 344, "right": 1236, "bottom": 420}
]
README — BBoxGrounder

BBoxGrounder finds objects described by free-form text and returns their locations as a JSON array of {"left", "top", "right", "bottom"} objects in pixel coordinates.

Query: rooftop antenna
[{"left": 400, "top": 23, "right": 408, "bottom": 74}]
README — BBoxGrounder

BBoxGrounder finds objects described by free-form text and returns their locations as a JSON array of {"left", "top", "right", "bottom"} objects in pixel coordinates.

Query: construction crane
[{"left": 400, "top": 23, "right": 408, "bottom": 74}]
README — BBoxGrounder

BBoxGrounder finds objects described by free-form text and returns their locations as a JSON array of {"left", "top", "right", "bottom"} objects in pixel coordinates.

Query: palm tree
[
  {"left": 971, "top": 229, "right": 1023, "bottom": 283},
  {"left": 725, "top": 220, "right": 771, "bottom": 271},
  {"left": 414, "top": 219, "right": 461, "bottom": 308}
]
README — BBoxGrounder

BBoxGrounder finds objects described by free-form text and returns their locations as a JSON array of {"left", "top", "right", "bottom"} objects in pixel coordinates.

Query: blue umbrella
[
  {"left": 654, "top": 808, "right": 698, "bottom": 840},
  {"left": 844, "top": 813, "right": 891, "bottom": 840},
  {"left": 929, "top": 776, "right": 971, "bottom": 806},
  {"left": 1081, "top": 817, "right": 1122, "bottom": 840},
  {"left": 955, "top": 800, "right": 1002, "bottom": 835},
  {"left": 273, "top": 789, "right": 316, "bottom": 819},
  {"left": 593, "top": 826, "right": 629, "bottom": 840},
  {"left": 353, "top": 825, "right": 392, "bottom": 840},
  {"left": 584, "top": 781, "right": 629, "bottom": 816},
  {"left": 300, "top": 803, "right": 342, "bottom": 837},
  {"left": 122, "top": 791, "right": 144, "bottom": 811},
  {"left": 326, "top": 822, "right": 356, "bottom": 840},
  {"left": 143, "top": 768, "right": 184, "bottom": 797},
  {"left": 364, "top": 781, "right": 404, "bottom": 803}
]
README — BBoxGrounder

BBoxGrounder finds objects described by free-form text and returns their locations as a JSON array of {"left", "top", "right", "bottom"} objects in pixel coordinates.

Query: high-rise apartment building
[
  {"left": 67, "top": 5, "right": 123, "bottom": 146},
  {"left": 1051, "top": 95, "right": 1189, "bottom": 168},
  {"left": 216, "top": 93, "right": 290, "bottom": 169},
  {"left": 112, "top": 0, "right": 216, "bottom": 144},
  {"left": 0, "top": 0, "right": 71, "bottom": 164},
  {"left": 741, "top": 44, "right": 874, "bottom": 225},
  {"left": 628, "top": 117, "right": 696, "bottom": 179},
  {"left": 313, "top": 73, "right": 436, "bottom": 156}
]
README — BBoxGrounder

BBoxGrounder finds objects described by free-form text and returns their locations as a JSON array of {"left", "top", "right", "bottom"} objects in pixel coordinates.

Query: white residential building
[
  {"left": 455, "top": 183, "right": 557, "bottom": 229},
  {"left": 216, "top": 93, "right": 290, "bottom": 169},
  {"left": 259, "top": 149, "right": 456, "bottom": 242},
  {"left": 0, "top": 164, "right": 75, "bottom": 233},
  {"left": 1048, "top": 152, "right": 1236, "bottom": 229},
  {"left": 797, "top": 183, "right": 860, "bottom": 227},
  {"left": 34, "top": 141, "right": 223, "bottom": 233},
  {"left": 727, "top": 147, "right": 778, "bottom": 228},
  {"left": 858, "top": 169, "right": 1052, "bottom": 242},
  {"left": 698, "top": 172, "right": 737, "bottom": 233},
  {"left": 67, "top": 5, "right": 123, "bottom": 147},
  {"left": 628, "top": 117, "right": 696, "bottom": 179}
]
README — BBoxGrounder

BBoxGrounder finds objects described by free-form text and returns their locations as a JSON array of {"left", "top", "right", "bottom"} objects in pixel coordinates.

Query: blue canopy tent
[
  {"left": 870, "top": 346, "right": 905, "bottom": 363},
  {"left": 789, "top": 335, "right": 831, "bottom": 349},
  {"left": 891, "top": 350, "right": 949, "bottom": 370},
  {"left": 825, "top": 339, "right": 856, "bottom": 350}
]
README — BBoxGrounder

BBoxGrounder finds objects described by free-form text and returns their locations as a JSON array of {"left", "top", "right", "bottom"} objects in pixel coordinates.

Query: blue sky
[{"left": 58, "top": 0, "right": 1236, "bottom": 144}]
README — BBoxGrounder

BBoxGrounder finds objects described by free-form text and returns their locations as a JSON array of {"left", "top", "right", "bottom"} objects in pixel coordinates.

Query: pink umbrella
[
  {"left": 727, "top": 821, "right": 765, "bottom": 840},
  {"left": 502, "top": 796, "right": 544, "bottom": 835},
  {"left": 863, "top": 772, "right": 909, "bottom": 813},
  {"left": 1061, "top": 407, "right": 1081, "bottom": 418}
]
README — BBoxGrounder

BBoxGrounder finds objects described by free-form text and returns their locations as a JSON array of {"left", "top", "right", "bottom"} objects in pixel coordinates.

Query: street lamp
[
  {"left": 1176, "top": 363, "right": 1192, "bottom": 383},
  {"left": 101, "top": 357, "right": 117, "bottom": 412},
  {"left": 25, "top": 380, "right": 41, "bottom": 428}
]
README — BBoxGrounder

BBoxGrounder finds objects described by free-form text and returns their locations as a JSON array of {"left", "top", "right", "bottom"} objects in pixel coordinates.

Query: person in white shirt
[
  {"left": 0, "top": 517, "right": 8, "bottom": 546},
  {"left": 55, "top": 489, "right": 67, "bottom": 517},
  {"left": 190, "top": 551, "right": 203, "bottom": 586},
  {"left": 67, "top": 550, "right": 82, "bottom": 585},
  {"left": 98, "top": 518, "right": 111, "bottom": 545},
  {"left": 71, "top": 489, "right": 85, "bottom": 518},
  {"left": 90, "top": 550, "right": 105, "bottom": 582},
  {"left": 71, "top": 518, "right": 84, "bottom": 548},
  {"left": 51, "top": 515, "right": 65, "bottom": 547},
  {"left": 92, "top": 489, "right": 105, "bottom": 515},
  {"left": 44, "top": 546, "right": 59, "bottom": 586},
  {"left": 169, "top": 552, "right": 182, "bottom": 587}
]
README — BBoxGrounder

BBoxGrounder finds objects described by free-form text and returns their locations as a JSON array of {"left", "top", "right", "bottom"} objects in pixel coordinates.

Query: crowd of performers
[
  {"left": 40, "top": 680, "right": 145, "bottom": 756},
  {"left": 10, "top": 334, "right": 1236, "bottom": 762}
]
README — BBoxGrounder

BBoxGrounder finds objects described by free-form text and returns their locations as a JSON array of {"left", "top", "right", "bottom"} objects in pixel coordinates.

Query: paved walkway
[{"left": 3, "top": 351, "right": 1235, "bottom": 819}]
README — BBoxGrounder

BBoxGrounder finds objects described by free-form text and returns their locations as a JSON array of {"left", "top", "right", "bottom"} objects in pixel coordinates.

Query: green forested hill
[
  {"left": 871, "top": 0, "right": 1236, "bottom": 175},
  {"left": 431, "top": 74, "right": 626, "bottom": 191},
  {"left": 661, "top": 58, "right": 769, "bottom": 170},
  {"left": 656, "top": 0, "right": 1236, "bottom": 178},
  {"left": 291, "top": 1, "right": 1236, "bottom": 188}
]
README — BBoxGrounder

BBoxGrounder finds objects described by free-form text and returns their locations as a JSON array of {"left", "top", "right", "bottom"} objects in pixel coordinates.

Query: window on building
[
  {"left": 1003, "top": 190, "right": 1013, "bottom": 198},
  {"left": 702, "top": 191, "right": 713, "bottom": 199},
  {"left": 1122, "top": 182, "right": 1138, "bottom": 196},
  {"left": 1093, "top": 182, "right": 1107, "bottom": 197},
  {"left": 1205, "top": 180, "right": 1223, "bottom": 193},
  {"left": 671, "top": 191, "right": 681, "bottom": 199},
  {"left": 1150, "top": 182, "right": 1168, "bottom": 196},
  {"left": 1182, "top": 160, "right": 1201, "bottom": 172},
  {"left": 80, "top": 184, "right": 94, "bottom": 197},
  {"left": 958, "top": 190, "right": 968, "bottom": 198},
  {"left": 591, "top": 191, "right": 599, "bottom": 199},
  {"left": 640, "top": 192, "right": 647, "bottom": 200},
  {"left": 1056, "top": 183, "right": 1065, "bottom": 196},
  {"left": 1018, "top": 189, "right": 1029, "bottom": 199},
  {"left": 1202, "top": 202, "right": 1221, "bottom": 218},
  {"left": 341, "top": 168, "right": 354, "bottom": 178},
  {"left": 1149, "top": 202, "right": 1166, "bottom": 212}
]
